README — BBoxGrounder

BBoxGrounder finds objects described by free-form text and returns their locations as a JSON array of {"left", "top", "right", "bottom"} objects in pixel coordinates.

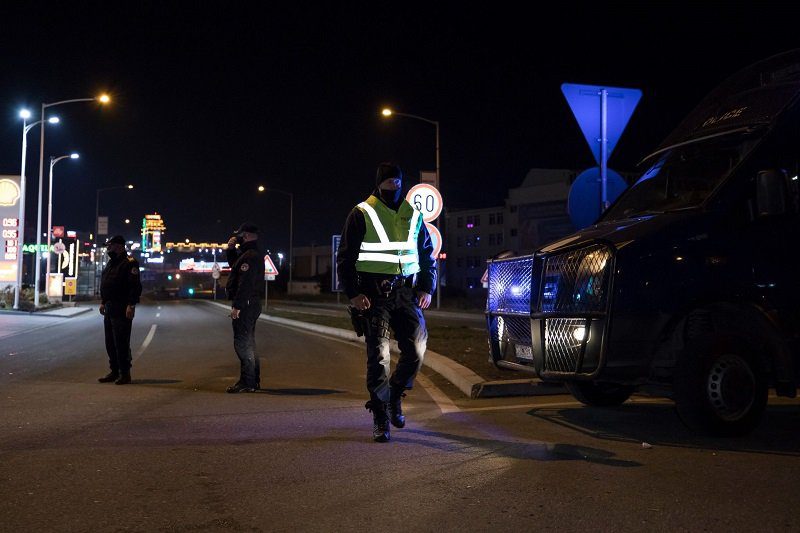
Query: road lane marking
[
  {"left": 133, "top": 324, "right": 157, "bottom": 362},
  {"left": 156, "top": 313, "right": 161, "bottom": 318},
  {"left": 415, "top": 372, "right": 460, "bottom": 414}
]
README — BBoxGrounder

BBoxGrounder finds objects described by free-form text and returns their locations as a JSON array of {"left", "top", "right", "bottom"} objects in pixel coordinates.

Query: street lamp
[
  {"left": 257, "top": 185, "right": 293, "bottom": 292},
  {"left": 33, "top": 93, "right": 110, "bottom": 307},
  {"left": 94, "top": 184, "right": 133, "bottom": 295},
  {"left": 45, "top": 153, "right": 79, "bottom": 279},
  {"left": 380, "top": 107, "right": 442, "bottom": 309},
  {"left": 13, "top": 110, "right": 59, "bottom": 309}
]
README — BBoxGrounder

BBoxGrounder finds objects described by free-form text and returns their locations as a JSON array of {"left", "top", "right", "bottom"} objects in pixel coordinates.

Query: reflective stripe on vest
[{"left": 355, "top": 195, "right": 422, "bottom": 276}]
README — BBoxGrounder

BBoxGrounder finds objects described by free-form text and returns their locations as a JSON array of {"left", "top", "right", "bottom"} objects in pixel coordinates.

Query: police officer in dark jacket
[
  {"left": 337, "top": 163, "right": 436, "bottom": 442},
  {"left": 225, "top": 222, "right": 265, "bottom": 393},
  {"left": 98, "top": 235, "right": 142, "bottom": 385}
]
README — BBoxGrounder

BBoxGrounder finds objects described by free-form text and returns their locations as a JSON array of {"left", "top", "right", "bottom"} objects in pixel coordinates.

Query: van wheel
[
  {"left": 674, "top": 335, "right": 767, "bottom": 436},
  {"left": 566, "top": 381, "right": 634, "bottom": 406}
]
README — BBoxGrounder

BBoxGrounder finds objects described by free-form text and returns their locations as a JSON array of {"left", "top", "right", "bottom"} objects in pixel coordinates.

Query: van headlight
[{"left": 578, "top": 248, "right": 610, "bottom": 276}]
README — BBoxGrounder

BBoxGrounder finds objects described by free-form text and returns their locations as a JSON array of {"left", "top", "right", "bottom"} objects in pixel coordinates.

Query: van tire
[
  {"left": 566, "top": 381, "right": 634, "bottom": 406},
  {"left": 673, "top": 334, "right": 767, "bottom": 436}
]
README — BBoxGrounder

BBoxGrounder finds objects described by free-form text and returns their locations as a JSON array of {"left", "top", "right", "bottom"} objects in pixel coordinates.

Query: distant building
[
  {"left": 444, "top": 168, "right": 580, "bottom": 294},
  {"left": 444, "top": 206, "right": 511, "bottom": 291},
  {"left": 292, "top": 244, "right": 332, "bottom": 279}
]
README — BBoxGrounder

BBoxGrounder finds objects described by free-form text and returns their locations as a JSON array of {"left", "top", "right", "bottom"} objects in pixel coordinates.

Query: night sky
[{"left": 1, "top": 4, "right": 798, "bottom": 254}]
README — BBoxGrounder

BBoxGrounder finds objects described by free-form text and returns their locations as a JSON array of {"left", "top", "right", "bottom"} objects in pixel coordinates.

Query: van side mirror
[{"left": 756, "top": 169, "right": 788, "bottom": 216}]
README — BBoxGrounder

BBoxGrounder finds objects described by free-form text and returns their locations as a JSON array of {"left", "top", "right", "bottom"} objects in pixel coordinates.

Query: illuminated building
[{"left": 141, "top": 213, "right": 166, "bottom": 253}]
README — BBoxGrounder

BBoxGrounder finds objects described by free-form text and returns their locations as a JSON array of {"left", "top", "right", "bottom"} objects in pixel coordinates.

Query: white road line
[
  {"left": 156, "top": 313, "right": 161, "bottom": 318},
  {"left": 259, "top": 318, "right": 458, "bottom": 413},
  {"left": 415, "top": 372, "right": 460, "bottom": 414},
  {"left": 133, "top": 324, "right": 157, "bottom": 362}
]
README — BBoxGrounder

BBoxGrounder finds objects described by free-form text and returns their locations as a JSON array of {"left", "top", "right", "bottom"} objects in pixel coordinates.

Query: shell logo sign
[{"left": 0, "top": 179, "right": 21, "bottom": 207}]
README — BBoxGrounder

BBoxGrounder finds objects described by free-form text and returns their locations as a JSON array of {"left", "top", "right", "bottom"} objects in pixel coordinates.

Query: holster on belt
[{"left": 348, "top": 306, "right": 368, "bottom": 337}]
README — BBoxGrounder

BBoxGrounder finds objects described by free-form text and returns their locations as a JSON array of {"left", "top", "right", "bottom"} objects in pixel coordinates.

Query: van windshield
[{"left": 603, "top": 135, "right": 758, "bottom": 221}]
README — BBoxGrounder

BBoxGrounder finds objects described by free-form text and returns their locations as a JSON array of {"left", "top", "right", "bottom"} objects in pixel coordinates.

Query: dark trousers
[
  {"left": 232, "top": 300, "right": 261, "bottom": 387},
  {"left": 364, "top": 286, "right": 428, "bottom": 403},
  {"left": 104, "top": 313, "right": 132, "bottom": 375}
]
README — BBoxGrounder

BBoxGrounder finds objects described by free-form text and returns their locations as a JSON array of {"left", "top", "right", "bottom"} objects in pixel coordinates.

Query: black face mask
[
  {"left": 378, "top": 187, "right": 403, "bottom": 208},
  {"left": 107, "top": 250, "right": 121, "bottom": 260}
]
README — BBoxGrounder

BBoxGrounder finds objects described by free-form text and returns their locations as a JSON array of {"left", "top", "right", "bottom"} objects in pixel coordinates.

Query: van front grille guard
[
  {"left": 534, "top": 244, "right": 615, "bottom": 378},
  {"left": 486, "top": 256, "right": 536, "bottom": 372},
  {"left": 486, "top": 244, "right": 615, "bottom": 376}
]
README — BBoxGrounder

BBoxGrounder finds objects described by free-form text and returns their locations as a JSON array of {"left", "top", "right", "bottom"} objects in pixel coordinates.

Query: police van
[{"left": 485, "top": 50, "right": 800, "bottom": 436}]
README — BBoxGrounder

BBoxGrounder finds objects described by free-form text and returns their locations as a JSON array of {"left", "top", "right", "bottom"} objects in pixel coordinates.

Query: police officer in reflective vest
[
  {"left": 98, "top": 235, "right": 142, "bottom": 385},
  {"left": 337, "top": 162, "right": 437, "bottom": 442},
  {"left": 225, "top": 222, "right": 265, "bottom": 393}
]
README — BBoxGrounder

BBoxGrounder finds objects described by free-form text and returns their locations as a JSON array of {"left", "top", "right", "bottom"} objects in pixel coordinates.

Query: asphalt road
[{"left": 1, "top": 301, "right": 798, "bottom": 532}]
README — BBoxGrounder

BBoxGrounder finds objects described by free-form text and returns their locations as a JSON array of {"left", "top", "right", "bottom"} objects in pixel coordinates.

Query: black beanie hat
[{"left": 375, "top": 162, "right": 403, "bottom": 188}]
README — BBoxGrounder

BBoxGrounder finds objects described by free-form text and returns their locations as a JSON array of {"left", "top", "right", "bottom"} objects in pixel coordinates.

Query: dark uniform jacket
[
  {"left": 225, "top": 240, "right": 264, "bottom": 309},
  {"left": 337, "top": 191, "right": 437, "bottom": 300},
  {"left": 100, "top": 254, "right": 143, "bottom": 317}
]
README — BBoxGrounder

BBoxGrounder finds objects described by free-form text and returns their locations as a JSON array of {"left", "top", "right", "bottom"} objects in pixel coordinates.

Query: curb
[
  {"left": 267, "top": 300, "right": 484, "bottom": 322},
  {"left": 204, "top": 300, "right": 560, "bottom": 399},
  {"left": 205, "top": 300, "right": 483, "bottom": 398},
  {"left": 0, "top": 306, "right": 93, "bottom": 318}
]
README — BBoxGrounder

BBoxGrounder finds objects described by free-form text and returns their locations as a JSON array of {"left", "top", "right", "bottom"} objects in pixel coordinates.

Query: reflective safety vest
[{"left": 355, "top": 195, "right": 422, "bottom": 276}]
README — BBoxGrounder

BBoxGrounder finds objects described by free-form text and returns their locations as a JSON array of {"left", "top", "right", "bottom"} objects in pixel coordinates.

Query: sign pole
[
  {"left": 264, "top": 279, "right": 268, "bottom": 312},
  {"left": 600, "top": 88, "right": 609, "bottom": 212}
]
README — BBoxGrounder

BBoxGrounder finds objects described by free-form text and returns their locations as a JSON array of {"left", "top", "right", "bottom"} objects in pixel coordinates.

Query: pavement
[
  {"left": 1, "top": 300, "right": 798, "bottom": 532},
  {"left": 205, "top": 300, "right": 564, "bottom": 399}
]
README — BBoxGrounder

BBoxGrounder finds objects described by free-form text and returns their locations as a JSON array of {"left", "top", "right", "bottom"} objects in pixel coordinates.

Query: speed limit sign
[
  {"left": 406, "top": 183, "right": 443, "bottom": 223},
  {"left": 425, "top": 222, "right": 442, "bottom": 258}
]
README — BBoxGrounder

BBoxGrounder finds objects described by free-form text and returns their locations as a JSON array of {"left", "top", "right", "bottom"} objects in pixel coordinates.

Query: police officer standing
[
  {"left": 337, "top": 162, "right": 436, "bottom": 442},
  {"left": 98, "top": 235, "right": 142, "bottom": 385},
  {"left": 225, "top": 223, "right": 265, "bottom": 393}
]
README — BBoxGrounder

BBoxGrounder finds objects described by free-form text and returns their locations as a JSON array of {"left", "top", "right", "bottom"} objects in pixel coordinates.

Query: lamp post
[
  {"left": 257, "top": 186, "right": 293, "bottom": 293},
  {"left": 94, "top": 184, "right": 133, "bottom": 295},
  {"left": 33, "top": 94, "right": 110, "bottom": 307},
  {"left": 380, "top": 108, "right": 442, "bottom": 309},
  {"left": 13, "top": 111, "right": 60, "bottom": 309},
  {"left": 45, "top": 153, "right": 79, "bottom": 280}
]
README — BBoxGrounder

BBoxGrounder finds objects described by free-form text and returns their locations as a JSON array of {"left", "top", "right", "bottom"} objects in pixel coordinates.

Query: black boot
[
  {"left": 98, "top": 372, "right": 119, "bottom": 383},
  {"left": 115, "top": 373, "right": 131, "bottom": 385},
  {"left": 365, "top": 401, "right": 390, "bottom": 442},
  {"left": 388, "top": 390, "right": 406, "bottom": 428}
]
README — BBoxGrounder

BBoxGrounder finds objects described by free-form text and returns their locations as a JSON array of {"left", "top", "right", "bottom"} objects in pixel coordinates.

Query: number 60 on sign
[{"left": 406, "top": 183, "right": 443, "bottom": 223}]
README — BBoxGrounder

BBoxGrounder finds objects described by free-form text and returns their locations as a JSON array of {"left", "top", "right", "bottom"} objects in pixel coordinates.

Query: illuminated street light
[
  {"left": 13, "top": 110, "right": 60, "bottom": 309},
  {"left": 380, "top": 107, "right": 442, "bottom": 309},
  {"left": 33, "top": 93, "right": 111, "bottom": 307},
  {"left": 258, "top": 186, "right": 294, "bottom": 291},
  {"left": 46, "top": 153, "right": 80, "bottom": 279},
  {"left": 124, "top": 219, "right": 130, "bottom": 224}
]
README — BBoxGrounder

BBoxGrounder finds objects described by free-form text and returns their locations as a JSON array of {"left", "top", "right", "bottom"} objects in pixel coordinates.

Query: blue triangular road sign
[{"left": 561, "top": 83, "right": 642, "bottom": 165}]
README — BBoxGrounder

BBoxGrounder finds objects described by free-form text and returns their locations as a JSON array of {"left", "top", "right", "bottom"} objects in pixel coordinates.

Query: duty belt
[{"left": 367, "top": 275, "right": 411, "bottom": 297}]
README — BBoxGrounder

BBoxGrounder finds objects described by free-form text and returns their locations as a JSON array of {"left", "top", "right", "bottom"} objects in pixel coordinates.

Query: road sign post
[
  {"left": 264, "top": 254, "right": 278, "bottom": 311},
  {"left": 406, "top": 183, "right": 444, "bottom": 309},
  {"left": 211, "top": 261, "right": 221, "bottom": 301},
  {"left": 561, "top": 83, "right": 641, "bottom": 215}
]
